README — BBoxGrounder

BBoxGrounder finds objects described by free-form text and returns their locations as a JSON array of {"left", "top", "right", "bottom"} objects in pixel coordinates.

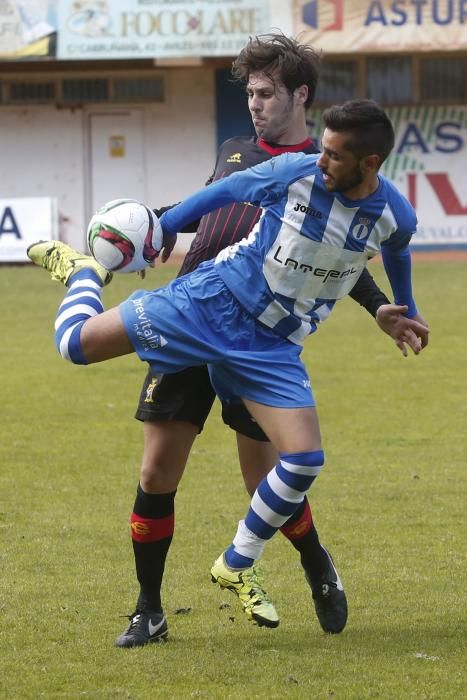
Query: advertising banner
[
  {"left": 57, "top": 0, "right": 269, "bottom": 60},
  {"left": 307, "top": 105, "right": 467, "bottom": 248},
  {"left": 0, "top": 198, "right": 58, "bottom": 262},
  {"left": 0, "top": 1, "right": 57, "bottom": 59},
  {"left": 294, "top": 0, "right": 467, "bottom": 52}
]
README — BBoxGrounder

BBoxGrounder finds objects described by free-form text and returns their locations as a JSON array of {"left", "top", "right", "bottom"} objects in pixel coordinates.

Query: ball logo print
[{"left": 87, "top": 199, "right": 163, "bottom": 273}]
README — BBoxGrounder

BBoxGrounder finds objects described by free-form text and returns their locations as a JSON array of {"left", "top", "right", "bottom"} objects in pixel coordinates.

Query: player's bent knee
[
  {"left": 279, "top": 449, "right": 325, "bottom": 490},
  {"left": 55, "top": 318, "right": 105, "bottom": 365},
  {"left": 55, "top": 310, "right": 133, "bottom": 364},
  {"left": 80, "top": 309, "right": 134, "bottom": 362},
  {"left": 55, "top": 321, "right": 88, "bottom": 364},
  {"left": 280, "top": 449, "right": 325, "bottom": 468}
]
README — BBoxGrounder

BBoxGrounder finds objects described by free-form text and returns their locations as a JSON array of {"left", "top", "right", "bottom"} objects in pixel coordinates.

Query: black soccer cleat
[
  {"left": 115, "top": 610, "right": 168, "bottom": 648},
  {"left": 305, "top": 546, "right": 348, "bottom": 634}
]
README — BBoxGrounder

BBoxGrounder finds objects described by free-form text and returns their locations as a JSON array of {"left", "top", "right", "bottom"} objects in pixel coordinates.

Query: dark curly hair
[
  {"left": 323, "top": 99, "right": 395, "bottom": 164},
  {"left": 232, "top": 33, "right": 321, "bottom": 108}
]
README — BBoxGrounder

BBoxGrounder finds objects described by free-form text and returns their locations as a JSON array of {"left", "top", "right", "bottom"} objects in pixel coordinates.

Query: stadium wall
[{"left": 0, "top": 66, "right": 216, "bottom": 258}]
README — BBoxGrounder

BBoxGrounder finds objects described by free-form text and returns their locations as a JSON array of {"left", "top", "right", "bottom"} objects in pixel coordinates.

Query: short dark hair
[
  {"left": 232, "top": 33, "right": 321, "bottom": 108},
  {"left": 322, "top": 99, "right": 395, "bottom": 165}
]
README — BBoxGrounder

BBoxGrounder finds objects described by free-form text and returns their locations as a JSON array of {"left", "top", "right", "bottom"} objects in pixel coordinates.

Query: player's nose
[
  {"left": 249, "top": 94, "right": 262, "bottom": 112},
  {"left": 317, "top": 152, "right": 327, "bottom": 169}
]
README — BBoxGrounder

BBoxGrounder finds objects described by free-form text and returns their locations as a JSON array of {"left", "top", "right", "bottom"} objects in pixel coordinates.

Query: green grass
[{"left": 0, "top": 260, "right": 465, "bottom": 699}]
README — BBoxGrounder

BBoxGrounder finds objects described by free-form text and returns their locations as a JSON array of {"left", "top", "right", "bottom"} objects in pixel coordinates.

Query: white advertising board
[
  {"left": 57, "top": 0, "right": 269, "bottom": 59},
  {"left": 0, "top": 197, "right": 58, "bottom": 262}
]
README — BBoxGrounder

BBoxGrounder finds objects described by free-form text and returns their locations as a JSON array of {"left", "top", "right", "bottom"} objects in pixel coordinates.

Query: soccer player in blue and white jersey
[{"left": 28, "top": 98, "right": 428, "bottom": 630}]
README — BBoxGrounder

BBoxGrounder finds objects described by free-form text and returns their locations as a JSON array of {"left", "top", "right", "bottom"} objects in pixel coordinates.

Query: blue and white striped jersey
[{"left": 161, "top": 152, "right": 417, "bottom": 345}]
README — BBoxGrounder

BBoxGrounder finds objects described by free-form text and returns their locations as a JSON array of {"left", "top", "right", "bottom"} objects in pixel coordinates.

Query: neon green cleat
[
  {"left": 27, "top": 240, "right": 112, "bottom": 287},
  {"left": 211, "top": 554, "right": 279, "bottom": 628}
]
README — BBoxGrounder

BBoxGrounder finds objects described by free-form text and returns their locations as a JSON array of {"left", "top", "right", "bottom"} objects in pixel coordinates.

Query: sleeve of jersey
[
  {"left": 160, "top": 156, "right": 296, "bottom": 235},
  {"left": 381, "top": 245, "right": 418, "bottom": 317},
  {"left": 379, "top": 186, "right": 419, "bottom": 317},
  {"left": 349, "top": 268, "right": 390, "bottom": 317}
]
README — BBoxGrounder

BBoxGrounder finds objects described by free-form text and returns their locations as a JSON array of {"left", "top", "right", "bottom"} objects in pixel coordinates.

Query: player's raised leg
[{"left": 27, "top": 240, "right": 133, "bottom": 364}]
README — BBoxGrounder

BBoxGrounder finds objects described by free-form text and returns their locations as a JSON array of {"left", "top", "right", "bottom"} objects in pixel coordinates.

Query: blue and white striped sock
[
  {"left": 54, "top": 270, "right": 104, "bottom": 364},
  {"left": 225, "top": 450, "right": 325, "bottom": 569}
]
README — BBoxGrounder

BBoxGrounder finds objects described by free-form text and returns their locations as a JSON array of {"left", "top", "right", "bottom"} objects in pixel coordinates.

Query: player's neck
[
  {"left": 259, "top": 136, "right": 313, "bottom": 154},
  {"left": 272, "top": 122, "right": 310, "bottom": 146},
  {"left": 342, "top": 175, "right": 380, "bottom": 201}
]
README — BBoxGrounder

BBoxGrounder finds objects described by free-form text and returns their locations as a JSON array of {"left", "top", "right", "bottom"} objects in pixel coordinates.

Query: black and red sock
[
  {"left": 280, "top": 497, "right": 328, "bottom": 578},
  {"left": 130, "top": 483, "right": 176, "bottom": 613}
]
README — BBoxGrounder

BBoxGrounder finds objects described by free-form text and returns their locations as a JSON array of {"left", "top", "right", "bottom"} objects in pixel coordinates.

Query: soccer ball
[{"left": 87, "top": 199, "right": 163, "bottom": 273}]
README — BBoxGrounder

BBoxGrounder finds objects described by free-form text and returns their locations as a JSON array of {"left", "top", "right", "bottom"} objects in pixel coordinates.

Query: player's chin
[
  {"left": 321, "top": 173, "right": 335, "bottom": 190},
  {"left": 253, "top": 122, "right": 269, "bottom": 138}
]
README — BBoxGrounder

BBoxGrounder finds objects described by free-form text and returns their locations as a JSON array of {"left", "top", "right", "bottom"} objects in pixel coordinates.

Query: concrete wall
[
  {"left": 1, "top": 67, "right": 216, "bottom": 251},
  {"left": 2, "top": 106, "right": 85, "bottom": 246}
]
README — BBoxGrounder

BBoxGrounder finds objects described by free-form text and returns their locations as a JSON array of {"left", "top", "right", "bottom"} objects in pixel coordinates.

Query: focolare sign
[{"left": 57, "top": 0, "right": 269, "bottom": 59}]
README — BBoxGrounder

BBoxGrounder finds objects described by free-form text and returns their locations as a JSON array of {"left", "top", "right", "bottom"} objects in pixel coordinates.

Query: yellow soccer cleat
[
  {"left": 27, "top": 240, "right": 112, "bottom": 287},
  {"left": 211, "top": 554, "right": 279, "bottom": 628}
]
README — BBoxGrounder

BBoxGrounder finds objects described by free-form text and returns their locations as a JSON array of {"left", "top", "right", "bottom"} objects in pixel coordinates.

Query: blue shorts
[{"left": 119, "top": 261, "right": 314, "bottom": 409}]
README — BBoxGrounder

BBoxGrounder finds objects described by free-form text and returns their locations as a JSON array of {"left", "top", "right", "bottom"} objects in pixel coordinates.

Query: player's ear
[
  {"left": 362, "top": 153, "right": 381, "bottom": 172},
  {"left": 294, "top": 85, "right": 308, "bottom": 106}
]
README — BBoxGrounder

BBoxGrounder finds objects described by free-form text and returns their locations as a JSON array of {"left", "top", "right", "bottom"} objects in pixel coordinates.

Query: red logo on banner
[
  {"left": 302, "top": 0, "right": 344, "bottom": 31},
  {"left": 408, "top": 173, "right": 467, "bottom": 215}
]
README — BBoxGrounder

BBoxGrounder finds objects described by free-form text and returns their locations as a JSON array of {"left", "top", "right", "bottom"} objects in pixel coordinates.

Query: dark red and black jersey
[{"left": 177, "top": 135, "right": 318, "bottom": 277}]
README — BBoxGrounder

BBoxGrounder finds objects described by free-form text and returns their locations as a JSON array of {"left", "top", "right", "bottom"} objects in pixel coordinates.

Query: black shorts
[{"left": 135, "top": 366, "right": 269, "bottom": 441}]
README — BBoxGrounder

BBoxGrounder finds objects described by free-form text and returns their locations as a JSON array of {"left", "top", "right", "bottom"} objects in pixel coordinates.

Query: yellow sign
[{"left": 110, "top": 135, "right": 125, "bottom": 158}]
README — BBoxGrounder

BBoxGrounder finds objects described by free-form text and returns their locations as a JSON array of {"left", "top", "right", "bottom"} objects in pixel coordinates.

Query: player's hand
[
  {"left": 376, "top": 304, "right": 429, "bottom": 357},
  {"left": 159, "top": 231, "right": 177, "bottom": 263},
  {"left": 136, "top": 232, "right": 177, "bottom": 279}
]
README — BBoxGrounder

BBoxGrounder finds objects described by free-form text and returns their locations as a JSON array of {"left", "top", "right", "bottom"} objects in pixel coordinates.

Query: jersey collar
[{"left": 258, "top": 137, "right": 314, "bottom": 155}]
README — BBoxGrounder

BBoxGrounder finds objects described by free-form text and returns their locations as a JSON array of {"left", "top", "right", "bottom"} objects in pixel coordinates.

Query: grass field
[{"left": 0, "top": 259, "right": 465, "bottom": 699}]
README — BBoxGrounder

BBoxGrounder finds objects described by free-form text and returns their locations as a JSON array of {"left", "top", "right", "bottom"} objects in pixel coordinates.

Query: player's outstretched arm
[{"left": 376, "top": 304, "right": 429, "bottom": 356}]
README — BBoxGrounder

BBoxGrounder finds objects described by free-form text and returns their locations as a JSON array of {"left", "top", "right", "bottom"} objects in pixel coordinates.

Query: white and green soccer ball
[{"left": 87, "top": 198, "right": 162, "bottom": 273}]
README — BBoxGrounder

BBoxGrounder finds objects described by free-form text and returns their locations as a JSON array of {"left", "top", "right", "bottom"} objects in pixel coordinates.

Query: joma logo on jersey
[
  {"left": 273, "top": 246, "right": 358, "bottom": 282},
  {"left": 227, "top": 152, "right": 242, "bottom": 163},
  {"left": 293, "top": 201, "right": 322, "bottom": 219}
]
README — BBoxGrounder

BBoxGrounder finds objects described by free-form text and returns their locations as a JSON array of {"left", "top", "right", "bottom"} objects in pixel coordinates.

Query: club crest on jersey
[
  {"left": 351, "top": 217, "right": 372, "bottom": 239},
  {"left": 227, "top": 152, "right": 242, "bottom": 163}
]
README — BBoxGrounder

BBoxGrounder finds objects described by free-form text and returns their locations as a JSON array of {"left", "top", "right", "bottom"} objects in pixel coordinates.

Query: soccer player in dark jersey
[{"left": 29, "top": 35, "right": 429, "bottom": 647}]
